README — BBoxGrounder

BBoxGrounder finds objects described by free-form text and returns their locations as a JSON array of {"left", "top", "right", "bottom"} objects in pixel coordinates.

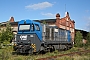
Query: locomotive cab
[{"left": 14, "top": 20, "right": 42, "bottom": 54}]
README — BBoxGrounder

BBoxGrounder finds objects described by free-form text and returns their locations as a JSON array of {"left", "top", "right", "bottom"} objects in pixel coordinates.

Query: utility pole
[
  {"left": 65, "top": 4, "right": 67, "bottom": 30},
  {"left": 65, "top": 4, "right": 66, "bottom": 12}
]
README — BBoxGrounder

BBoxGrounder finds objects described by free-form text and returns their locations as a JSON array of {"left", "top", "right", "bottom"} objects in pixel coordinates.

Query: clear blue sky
[{"left": 0, "top": 0, "right": 90, "bottom": 31}]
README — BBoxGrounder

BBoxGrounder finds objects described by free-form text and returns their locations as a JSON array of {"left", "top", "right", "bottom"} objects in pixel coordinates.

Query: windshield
[{"left": 19, "top": 25, "right": 30, "bottom": 31}]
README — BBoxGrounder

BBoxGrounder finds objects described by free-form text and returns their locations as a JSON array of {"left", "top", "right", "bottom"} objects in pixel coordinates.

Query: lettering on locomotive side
[{"left": 20, "top": 35, "right": 27, "bottom": 40}]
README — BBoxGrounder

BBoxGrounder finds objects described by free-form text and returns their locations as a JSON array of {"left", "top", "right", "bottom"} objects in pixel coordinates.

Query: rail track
[{"left": 36, "top": 50, "right": 90, "bottom": 60}]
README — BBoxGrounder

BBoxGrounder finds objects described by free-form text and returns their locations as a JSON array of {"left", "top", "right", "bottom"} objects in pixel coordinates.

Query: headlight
[{"left": 14, "top": 43, "right": 17, "bottom": 46}]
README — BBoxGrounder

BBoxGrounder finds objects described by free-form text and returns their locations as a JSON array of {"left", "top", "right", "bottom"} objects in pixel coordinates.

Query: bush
[
  {"left": 86, "top": 32, "right": 90, "bottom": 45},
  {"left": 74, "top": 31, "right": 83, "bottom": 47},
  {"left": 0, "top": 22, "right": 14, "bottom": 47}
]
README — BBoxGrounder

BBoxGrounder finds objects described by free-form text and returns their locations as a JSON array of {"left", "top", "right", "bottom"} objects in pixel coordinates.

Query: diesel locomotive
[{"left": 13, "top": 19, "right": 73, "bottom": 54}]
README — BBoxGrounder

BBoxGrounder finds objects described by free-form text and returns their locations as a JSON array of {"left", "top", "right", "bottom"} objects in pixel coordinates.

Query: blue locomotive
[{"left": 13, "top": 19, "right": 73, "bottom": 54}]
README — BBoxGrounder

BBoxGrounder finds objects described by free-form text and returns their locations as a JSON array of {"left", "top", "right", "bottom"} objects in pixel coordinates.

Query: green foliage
[
  {"left": 74, "top": 31, "right": 83, "bottom": 47},
  {"left": 0, "top": 47, "right": 13, "bottom": 60},
  {"left": 0, "top": 22, "right": 14, "bottom": 45},
  {"left": 86, "top": 32, "right": 90, "bottom": 45},
  {"left": 0, "top": 46, "right": 90, "bottom": 60},
  {"left": 43, "top": 20, "right": 46, "bottom": 24}
]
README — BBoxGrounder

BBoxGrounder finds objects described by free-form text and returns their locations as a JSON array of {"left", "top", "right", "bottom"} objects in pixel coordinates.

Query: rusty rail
[{"left": 37, "top": 50, "right": 90, "bottom": 60}]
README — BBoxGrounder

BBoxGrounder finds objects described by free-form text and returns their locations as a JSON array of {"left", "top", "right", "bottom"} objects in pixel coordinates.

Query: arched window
[
  {"left": 66, "top": 22, "right": 69, "bottom": 26},
  {"left": 67, "top": 18, "right": 69, "bottom": 21},
  {"left": 70, "top": 23, "right": 71, "bottom": 27}
]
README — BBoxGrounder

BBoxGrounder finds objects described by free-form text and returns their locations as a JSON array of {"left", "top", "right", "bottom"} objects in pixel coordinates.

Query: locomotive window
[
  {"left": 35, "top": 24, "right": 40, "bottom": 31},
  {"left": 19, "top": 25, "right": 30, "bottom": 31}
]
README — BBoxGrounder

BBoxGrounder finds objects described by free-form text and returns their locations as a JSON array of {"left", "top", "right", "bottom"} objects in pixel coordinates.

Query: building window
[
  {"left": 70, "top": 28, "right": 74, "bottom": 32},
  {"left": 66, "top": 22, "right": 69, "bottom": 26},
  {"left": 70, "top": 23, "right": 71, "bottom": 27},
  {"left": 67, "top": 18, "right": 69, "bottom": 21}
]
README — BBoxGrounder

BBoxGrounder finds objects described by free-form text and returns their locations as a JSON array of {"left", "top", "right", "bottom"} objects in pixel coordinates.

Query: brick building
[
  {"left": 0, "top": 17, "right": 18, "bottom": 34},
  {"left": 55, "top": 12, "right": 75, "bottom": 42}
]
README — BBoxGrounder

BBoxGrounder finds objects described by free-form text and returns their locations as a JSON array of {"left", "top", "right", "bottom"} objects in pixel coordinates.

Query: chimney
[
  {"left": 65, "top": 12, "right": 69, "bottom": 17},
  {"left": 9, "top": 17, "right": 14, "bottom": 22},
  {"left": 56, "top": 13, "right": 60, "bottom": 19},
  {"left": 56, "top": 13, "right": 60, "bottom": 27}
]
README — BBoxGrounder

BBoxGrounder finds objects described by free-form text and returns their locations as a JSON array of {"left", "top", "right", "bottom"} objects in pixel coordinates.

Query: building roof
[
  {"left": 34, "top": 19, "right": 56, "bottom": 23},
  {"left": 0, "top": 21, "right": 18, "bottom": 26},
  {"left": 0, "top": 19, "right": 56, "bottom": 26}
]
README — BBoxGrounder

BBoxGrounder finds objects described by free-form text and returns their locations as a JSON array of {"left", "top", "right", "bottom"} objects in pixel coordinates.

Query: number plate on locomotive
[{"left": 20, "top": 35, "right": 27, "bottom": 40}]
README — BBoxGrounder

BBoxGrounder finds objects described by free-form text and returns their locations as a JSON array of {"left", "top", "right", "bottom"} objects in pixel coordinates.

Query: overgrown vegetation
[
  {"left": 74, "top": 31, "right": 90, "bottom": 48},
  {"left": 86, "top": 32, "right": 90, "bottom": 45},
  {"left": 0, "top": 21, "right": 14, "bottom": 48},
  {"left": 74, "top": 31, "right": 83, "bottom": 47},
  {"left": 56, "top": 53, "right": 90, "bottom": 60},
  {"left": 0, "top": 46, "right": 90, "bottom": 60}
]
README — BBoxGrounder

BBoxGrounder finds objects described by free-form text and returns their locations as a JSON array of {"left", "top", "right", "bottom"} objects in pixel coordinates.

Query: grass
[
  {"left": 56, "top": 53, "right": 90, "bottom": 60},
  {"left": 0, "top": 46, "right": 90, "bottom": 60}
]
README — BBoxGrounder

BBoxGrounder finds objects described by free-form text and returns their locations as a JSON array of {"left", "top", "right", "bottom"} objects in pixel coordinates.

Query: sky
[{"left": 0, "top": 0, "right": 90, "bottom": 31}]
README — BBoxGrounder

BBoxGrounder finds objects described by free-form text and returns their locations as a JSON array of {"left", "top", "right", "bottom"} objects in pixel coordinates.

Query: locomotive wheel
[
  {"left": 28, "top": 49, "right": 33, "bottom": 55},
  {"left": 52, "top": 46, "right": 55, "bottom": 51},
  {"left": 64, "top": 45, "right": 67, "bottom": 51},
  {"left": 40, "top": 46, "right": 46, "bottom": 54},
  {"left": 64, "top": 45, "right": 69, "bottom": 51},
  {"left": 48, "top": 46, "right": 55, "bottom": 52}
]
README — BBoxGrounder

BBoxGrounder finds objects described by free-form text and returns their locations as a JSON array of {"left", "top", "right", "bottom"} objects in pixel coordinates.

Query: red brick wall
[{"left": 55, "top": 12, "right": 75, "bottom": 42}]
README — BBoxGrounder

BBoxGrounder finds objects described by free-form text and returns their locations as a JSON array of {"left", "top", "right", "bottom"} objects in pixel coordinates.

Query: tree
[
  {"left": 86, "top": 32, "right": 90, "bottom": 45},
  {"left": 0, "top": 22, "right": 14, "bottom": 44},
  {"left": 43, "top": 20, "right": 46, "bottom": 24},
  {"left": 74, "top": 31, "right": 83, "bottom": 47}
]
